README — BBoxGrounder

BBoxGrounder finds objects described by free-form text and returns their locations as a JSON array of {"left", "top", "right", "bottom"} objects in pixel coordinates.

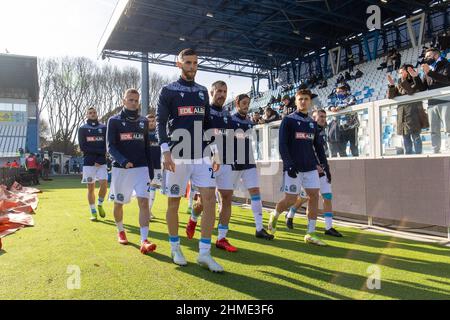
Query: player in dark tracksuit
[
  {"left": 146, "top": 113, "right": 161, "bottom": 220},
  {"left": 287, "top": 109, "right": 343, "bottom": 237},
  {"left": 228, "top": 94, "right": 274, "bottom": 241},
  {"left": 106, "top": 88, "right": 156, "bottom": 255},
  {"left": 269, "top": 88, "right": 331, "bottom": 246},
  {"left": 77, "top": 107, "right": 107, "bottom": 221},
  {"left": 185, "top": 83, "right": 273, "bottom": 253},
  {"left": 156, "top": 48, "right": 222, "bottom": 272}
]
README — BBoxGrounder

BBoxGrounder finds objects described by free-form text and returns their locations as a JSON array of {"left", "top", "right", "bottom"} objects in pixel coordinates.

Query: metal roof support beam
[
  {"left": 102, "top": 51, "right": 267, "bottom": 78},
  {"left": 141, "top": 52, "right": 149, "bottom": 116}
]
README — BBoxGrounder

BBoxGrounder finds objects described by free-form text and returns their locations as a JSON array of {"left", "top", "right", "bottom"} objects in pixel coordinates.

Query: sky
[{"left": 0, "top": 0, "right": 266, "bottom": 102}]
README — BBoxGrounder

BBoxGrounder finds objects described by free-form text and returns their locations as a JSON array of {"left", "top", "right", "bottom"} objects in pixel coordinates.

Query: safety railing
[{"left": 252, "top": 86, "right": 450, "bottom": 162}]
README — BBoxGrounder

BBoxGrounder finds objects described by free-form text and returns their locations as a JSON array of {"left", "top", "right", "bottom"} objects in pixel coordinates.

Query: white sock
[
  {"left": 140, "top": 226, "right": 148, "bottom": 243},
  {"left": 199, "top": 238, "right": 211, "bottom": 255},
  {"left": 169, "top": 236, "right": 180, "bottom": 251},
  {"left": 324, "top": 212, "right": 333, "bottom": 230},
  {"left": 97, "top": 198, "right": 104, "bottom": 206},
  {"left": 89, "top": 204, "right": 96, "bottom": 213},
  {"left": 116, "top": 221, "right": 124, "bottom": 232},
  {"left": 149, "top": 188, "right": 156, "bottom": 210},
  {"left": 287, "top": 207, "right": 296, "bottom": 219},
  {"left": 251, "top": 195, "right": 263, "bottom": 232},
  {"left": 307, "top": 219, "right": 317, "bottom": 234},
  {"left": 188, "top": 189, "right": 195, "bottom": 208},
  {"left": 217, "top": 224, "right": 228, "bottom": 241}
]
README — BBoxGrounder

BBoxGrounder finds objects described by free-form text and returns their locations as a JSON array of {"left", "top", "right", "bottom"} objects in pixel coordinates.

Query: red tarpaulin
[{"left": 0, "top": 182, "right": 40, "bottom": 249}]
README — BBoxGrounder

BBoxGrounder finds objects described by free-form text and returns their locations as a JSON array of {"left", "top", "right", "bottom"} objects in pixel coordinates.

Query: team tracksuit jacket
[
  {"left": 106, "top": 108, "right": 154, "bottom": 180},
  {"left": 78, "top": 120, "right": 107, "bottom": 166},
  {"left": 148, "top": 129, "right": 161, "bottom": 170},
  {"left": 156, "top": 77, "right": 210, "bottom": 160},
  {"left": 279, "top": 111, "right": 328, "bottom": 173}
]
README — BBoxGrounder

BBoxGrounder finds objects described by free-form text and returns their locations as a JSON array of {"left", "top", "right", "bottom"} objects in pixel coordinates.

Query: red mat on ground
[{"left": 0, "top": 182, "right": 40, "bottom": 241}]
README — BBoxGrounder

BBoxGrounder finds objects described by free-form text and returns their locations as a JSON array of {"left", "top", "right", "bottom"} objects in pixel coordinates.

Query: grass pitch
[{"left": 1, "top": 176, "right": 449, "bottom": 300}]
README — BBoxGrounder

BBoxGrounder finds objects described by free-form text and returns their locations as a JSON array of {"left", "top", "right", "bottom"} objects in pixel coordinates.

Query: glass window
[
  {"left": 13, "top": 104, "right": 27, "bottom": 112},
  {"left": 0, "top": 103, "right": 13, "bottom": 111},
  {"left": 269, "top": 126, "right": 280, "bottom": 160},
  {"left": 381, "top": 94, "right": 450, "bottom": 156},
  {"left": 252, "top": 128, "right": 264, "bottom": 161},
  {"left": 326, "top": 109, "right": 370, "bottom": 158}
]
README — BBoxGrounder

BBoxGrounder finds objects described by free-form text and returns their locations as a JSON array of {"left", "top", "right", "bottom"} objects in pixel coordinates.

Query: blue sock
[
  {"left": 199, "top": 238, "right": 211, "bottom": 255},
  {"left": 169, "top": 236, "right": 180, "bottom": 251}
]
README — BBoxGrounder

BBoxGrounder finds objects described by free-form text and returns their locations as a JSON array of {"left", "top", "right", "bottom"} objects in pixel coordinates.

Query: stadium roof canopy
[{"left": 99, "top": 0, "right": 438, "bottom": 78}]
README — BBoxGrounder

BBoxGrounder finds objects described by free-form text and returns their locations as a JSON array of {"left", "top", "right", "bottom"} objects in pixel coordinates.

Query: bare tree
[{"left": 38, "top": 56, "right": 173, "bottom": 154}]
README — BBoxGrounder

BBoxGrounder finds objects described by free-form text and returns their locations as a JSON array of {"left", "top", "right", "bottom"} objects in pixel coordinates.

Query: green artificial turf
[{"left": 1, "top": 176, "right": 449, "bottom": 300}]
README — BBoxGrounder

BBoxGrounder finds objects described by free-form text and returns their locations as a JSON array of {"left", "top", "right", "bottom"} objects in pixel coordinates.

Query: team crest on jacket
[
  {"left": 180, "top": 92, "right": 185, "bottom": 98},
  {"left": 199, "top": 91, "right": 205, "bottom": 101},
  {"left": 139, "top": 121, "right": 144, "bottom": 129},
  {"left": 122, "top": 122, "right": 126, "bottom": 126},
  {"left": 309, "top": 122, "right": 314, "bottom": 129},
  {"left": 98, "top": 129, "right": 102, "bottom": 133}
]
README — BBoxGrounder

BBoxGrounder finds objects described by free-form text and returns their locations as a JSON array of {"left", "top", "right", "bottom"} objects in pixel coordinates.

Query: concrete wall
[{"left": 235, "top": 158, "right": 450, "bottom": 227}]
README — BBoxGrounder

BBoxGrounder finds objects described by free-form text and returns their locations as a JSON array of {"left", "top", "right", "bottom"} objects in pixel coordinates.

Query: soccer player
[
  {"left": 229, "top": 94, "right": 274, "bottom": 241},
  {"left": 285, "top": 109, "right": 342, "bottom": 237},
  {"left": 107, "top": 88, "right": 156, "bottom": 255},
  {"left": 269, "top": 89, "right": 330, "bottom": 246},
  {"left": 146, "top": 113, "right": 162, "bottom": 221},
  {"left": 185, "top": 81, "right": 238, "bottom": 252},
  {"left": 78, "top": 107, "right": 108, "bottom": 221},
  {"left": 186, "top": 90, "right": 274, "bottom": 248},
  {"left": 156, "top": 48, "right": 222, "bottom": 272}
]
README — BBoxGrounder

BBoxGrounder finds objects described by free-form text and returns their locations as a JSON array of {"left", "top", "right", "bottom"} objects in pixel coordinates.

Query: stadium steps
[
  {"left": 251, "top": 43, "right": 431, "bottom": 111},
  {"left": 0, "top": 123, "right": 27, "bottom": 158}
]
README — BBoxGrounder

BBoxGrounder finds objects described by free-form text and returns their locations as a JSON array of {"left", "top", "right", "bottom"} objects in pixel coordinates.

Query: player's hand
[
  {"left": 387, "top": 74, "right": 395, "bottom": 86},
  {"left": 421, "top": 64, "right": 430, "bottom": 75},
  {"left": 94, "top": 162, "right": 101, "bottom": 167},
  {"left": 163, "top": 152, "right": 175, "bottom": 172},
  {"left": 287, "top": 167, "right": 298, "bottom": 179},
  {"left": 316, "top": 165, "right": 324, "bottom": 174},
  {"left": 407, "top": 67, "right": 419, "bottom": 78},
  {"left": 125, "top": 162, "right": 134, "bottom": 169},
  {"left": 211, "top": 152, "right": 220, "bottom": 172},
  {"left": 330, "top": 107, "right": 337, "bottom": 112},
  {"left": 212, "top": 161, "right": 220, "bottom": 172}
]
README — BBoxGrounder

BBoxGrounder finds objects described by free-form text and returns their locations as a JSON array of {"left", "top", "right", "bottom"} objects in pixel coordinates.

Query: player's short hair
[
  {"left": 295, "top": 89, "right": 312, "bottom": 98},
  {"left": 178, "top": 48, "right": 197, "bottom": 61},
  {"left": 313, "top": 109, "right": 327, "bottom": 116},
  {"left": 235, "top": 93, "right": 250, "bottom": 104},
  {"left": 211, "top": 80, "right": 227, "bottom": 90},
  {"left": 87, "top": 106, "right": 97, "bottom": 112},
  {"left": 336, "top": 84, "right": 347, "bottom": 91},
  {"left": 282, "top": 94, "right": 291, "bottom": 101},
  {"left": 123, "top": 88, "right": 140, "bottom": 98},
  {"left": 425, "top": 47, "right": 440, "bottom": 55},
  {"left": 146, "top": 113, "right": 155, "bottom": 119}
]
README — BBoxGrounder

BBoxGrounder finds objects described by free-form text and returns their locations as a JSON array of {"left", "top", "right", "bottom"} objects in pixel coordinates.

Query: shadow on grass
[{"left": 97, "top": 219, "right": 450, "bottom": 299}]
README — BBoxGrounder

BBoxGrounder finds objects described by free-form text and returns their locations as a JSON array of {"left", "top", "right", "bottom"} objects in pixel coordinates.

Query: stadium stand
[
  {"left": 0, "top": 54, "right": 39, "bottom": 164},
  {"left": 250, "top": 45, "right": 434, "bottom": 111},
  {"left": 0, "top": 124, "right": 27, "bottom": 158}
]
